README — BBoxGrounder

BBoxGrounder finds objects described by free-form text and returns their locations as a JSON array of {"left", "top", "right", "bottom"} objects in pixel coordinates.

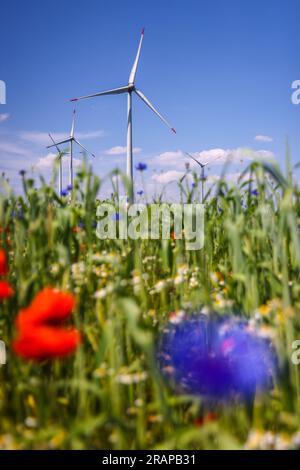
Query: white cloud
[
  {"left": 254, "top": 135, "right": 273, "bottom": 143},
  {"left": 152, "top": 170, "right": 185, "bottom": 184},
  {"left": 206, "top": 171, "right": 252, "bottom": 184},
  {"left": 191, "top": 148, "right": 274, "bottom": 166},
  {"left": 0, "top": 113, "right": 10, "bottom": 123},
  {"left": 34, "top": 152, "right": 80, "bottom": 170},
  {"left": 151, "top": 147, "right": 275, "bottom": 170},
  {"left": 152, "top": 150, "right": 184, "bottom": 166},
  {"left": 20, "top": 130, "right": 105, "bottom": 146},
  {"left": 104, "top": 146, "right": 142, "bottom": 156},
  {"left": 34, "top": 153, "right": 58, "bottom": 169}
]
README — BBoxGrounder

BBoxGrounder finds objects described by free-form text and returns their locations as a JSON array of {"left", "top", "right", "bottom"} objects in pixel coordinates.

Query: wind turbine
[
  {"left": 48, "top": 133, "right": 64, "bottom": 196},
  {"left": 70, "top": 29, "right": 176, "bottom": 203},
  {"left": 185, "top": 152, "right": 224, "bottom": 203},
  {"left": 47, "top": 109, "right": 95, "bottom": 188}
]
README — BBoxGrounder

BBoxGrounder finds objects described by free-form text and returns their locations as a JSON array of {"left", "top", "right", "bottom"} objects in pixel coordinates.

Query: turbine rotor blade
[
  {"left": 185, "top": 152, "right": 204, "bottom": 168},
  {"left": 70, "top": 109, "right": 76, "bottom": 138},
  {"left": 134, "top": 89, "right": 176, "bottom": 133},
  {"left": 70, "top": 86, "right": 129, "bottom": 102},
  {"left": 47, "top": 138, "right": 72, "bottom": 148},
  {"left": 74, "top": 139, "right": 96, "bottom": 158},
  {"left": 48, "top": 133, "right": 61, "bottom": 154},
  {"left": 129, "top": 28, "right": 145, "bottom": 85}
]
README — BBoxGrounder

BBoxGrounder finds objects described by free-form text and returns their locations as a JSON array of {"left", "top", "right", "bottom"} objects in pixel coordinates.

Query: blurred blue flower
[
  {"left": 251, "top": 189, "right": 259, "bottom": 197},
  {"left": 67, "top": 184, "right": 73, "bottom": 191},
  {"left": 60, "top": 189, "right": 68, "bottom": 197},
  {"left": 111, "top": 212, "right": 120, "bottom": 221},
  {"left": 158, "top": 314, "right": 277, "bottom": 401},
  {"left": 19, "top": 170, "right": 26, "bottom": 177},
  {"left": 137, "top": 190, "right": 144, "bottom": 196},
  {"left": 135, "top": 162, "right": 147, "bottom": 172}
]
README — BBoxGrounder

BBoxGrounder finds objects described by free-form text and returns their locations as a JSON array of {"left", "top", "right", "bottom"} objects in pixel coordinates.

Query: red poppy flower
[
  {"left": 13, "top": 288, "right": 81, "bottom": 361},
  {"left": 0, "top": 249, "right": 8, "bottom": 276},
  {"left": 16, "top": 288, "right": 76, "bottom": 330},
  {"left": 13, "top": 326, "right": 81, "bottom": 360},
  {"left": 0, "top": 280, "right": 14, "bottom": 300}
]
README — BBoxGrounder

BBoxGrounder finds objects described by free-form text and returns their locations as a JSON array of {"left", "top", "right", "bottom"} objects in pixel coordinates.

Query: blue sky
[{"left": 0, "top": 0, "right": 299, "bottom": 195}]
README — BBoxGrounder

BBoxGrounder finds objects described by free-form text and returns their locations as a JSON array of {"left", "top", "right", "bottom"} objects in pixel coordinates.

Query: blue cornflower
[
  {"left": 158, "top": 314, "right": 277, "bottom": 401},
  {"left": 135, "top": 162, "right": 147, "bottom": 172},
  {"left": 111, "top": 212, "right": 120, "bottom": 221}
]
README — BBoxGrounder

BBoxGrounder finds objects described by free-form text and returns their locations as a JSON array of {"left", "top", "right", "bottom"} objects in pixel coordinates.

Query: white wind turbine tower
[
  {"left": 185, "top": 152, "right": 224, "bottom": 203},
  {"left": 47, "top": 109, "right": 96, "bottom": 189},
  {"left": 71, "top": 28, "right": 176, "bottom": 202}
]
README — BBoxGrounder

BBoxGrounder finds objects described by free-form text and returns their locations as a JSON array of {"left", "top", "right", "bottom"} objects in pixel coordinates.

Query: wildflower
[
  {"left": 13, "top": 288, "right": 81, "bottom": 361},
  {"left": 116, "top": 371, "right": 148, "bottom": 385},
  {"left": 94, "top": 285, "right": 114, "bottom": 299},
  {"left": 177, "top": 264, "right": 189, "bottom": 277},
  {"left": 257, "top": 304, "right": 271, "bottom": 316},
  {"left": 19, "top": 170, "right": 26, "bottom": 177},
  {"left": 0, "top": 250, "right": 13, "bottom": 300},
  {"left": 67, "top": 184, "right": 73, "bottom": 191},
  {"left": 251, "top": 189, "right": 259, "bottom": 197},
  {"left": 24, "top": 417, "right": 38, "bottom": 429},
  {"left": 0, "top": 281, "right": 14, "bottom": 300},
  {"left": 135, "top": 162, "right": 147, "bottom": 172},
  {"left": 158, "top": 314, "right": 277, "bottom": 401},
  {"left": 137, "top": 190, "right": 144, "bottom": 196},
  {"left": 169, "top": 310, "right": 185, "bottom": 324},
  {"left": 153, "top": 280, "right": 167, "bottom": 293},
  {"left": 174, "top": 274, "right": 184, "bottom": 285},
  {"left": 210, "top": 271, "right": 225, "bottom": 286},
  {"left": 189, "top": 275, "right": 199, "bottom": 288},
  {"left": 0, "top": 250, "right": 8, "bottom": 275},
  {"left": 60, "top": 189, "right": 68, "bottom": 197},
  {"left": 111, "top": 212, "right": 120, "bottom": 221}
]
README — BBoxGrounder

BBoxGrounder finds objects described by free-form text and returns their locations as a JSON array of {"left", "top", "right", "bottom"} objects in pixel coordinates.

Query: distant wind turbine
[
  {"left": 71, "top": 29, "right": 176, "bottom": 202},
  {"left": 47, "top": 109, "right": 95, "bottom": 188},
  {"left": 185, "top": 152, "right": 224, "bottom": 203}
]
